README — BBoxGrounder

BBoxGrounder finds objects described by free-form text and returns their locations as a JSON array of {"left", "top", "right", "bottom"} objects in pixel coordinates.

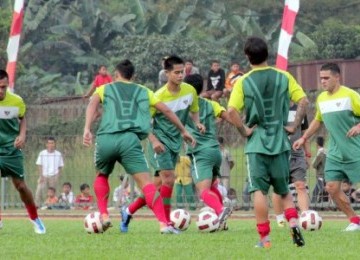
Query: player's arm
[
  {"left": 293, "top": 119, "right": 322, "bottom": 150},
  {"left": 285, "top": 97, "right": 309, "bottom": 134},
  {"left": 14, "top": 117, "right": 26, "bottom": 149},
  {"left": 189, "top": 111, "right": 206, "bottom": 134},
  {"left": 154, "top": 102, "right": 196, "bottom": 147},
  {"left": 83, "top": 94, "right": 100, "bottom": 147},
  {"left": 347, "top": 91, "right": 360, "bottom": 137}
]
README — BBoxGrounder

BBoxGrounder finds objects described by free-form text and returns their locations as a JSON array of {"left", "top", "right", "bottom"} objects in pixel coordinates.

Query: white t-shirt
[
  {"left": 36, "top": 150, "right": 64, "bottom": 177},
  {"left": 59, "top": 191, "right": 74, "bottom": 204}
]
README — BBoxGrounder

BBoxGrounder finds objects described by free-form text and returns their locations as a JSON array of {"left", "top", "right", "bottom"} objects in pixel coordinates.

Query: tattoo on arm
[{"left": 292, "top": 98, "right": 308, "bottom": 129}]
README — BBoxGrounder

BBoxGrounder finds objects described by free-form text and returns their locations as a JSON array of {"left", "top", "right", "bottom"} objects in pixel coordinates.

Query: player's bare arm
[
  {"left": 285, "top": 97, "right": 309, "bottom": 134},
  {"left": 83, "top": 94, "right": 100, "bottom": 147},
  {"left": 14, "top": 117, "right": 26, "bottom": 148},
  {"left": 346, "top": 123, "right": 360, "bottom": 137},
  {"left": 154, "top": 102, "right": 196, "bottom": 147},
  {"left": 227, "top": 107, "right": 256, "bottom": 137},
  {"left": 189, "top": 111, "right": 206, "bottom": 134},
  {"left": 293, "top": 120, "right": 322, "bottom": 150}
]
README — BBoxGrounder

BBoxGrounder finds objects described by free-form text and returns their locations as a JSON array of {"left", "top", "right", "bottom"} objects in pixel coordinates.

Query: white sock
[{"left": 126, "top": 208, "right": 132, "bottom": 215}]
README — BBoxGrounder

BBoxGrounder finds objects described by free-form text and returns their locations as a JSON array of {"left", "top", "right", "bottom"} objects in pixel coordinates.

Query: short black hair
[
  {"left": 0, "top": 70, "right": 8, "bottom": 80},
  {"left": 183, "top": 74, "right": 203, "bottom": 95},
  {"left": 48, "top": 187, "right": 56, "bottom": 192},
  {"left": 320, "top": 63, "right": 340, "bottom": 75},
  {"left": 218, "top": 136, "right": 224, "bottom": 144},
  {"left": 47, "top": 136, "right": 56, "bottom": 142},
  {"left": 244, "top": 36, "right": 268, "bottom": 65},
  {"left": 316, "top": 136, "right": 324, "bottom": 147},
  {"left": 342, "top": 179, "right": 352, "bottom": 185},
  {"left": 164, "top": 55, "right": 184, "bottom": 71},
  {"left": 63, "top": 182, "right": 72, "bottom": 189},
  {"left": 80, "top": 183, "right": 90, "bottom": 191},
  {"left": 185, "top": 59, "right": 194, "bottom": 64},
  {"left": 115, "top": 59, "right": 135, "bottom": 80}
]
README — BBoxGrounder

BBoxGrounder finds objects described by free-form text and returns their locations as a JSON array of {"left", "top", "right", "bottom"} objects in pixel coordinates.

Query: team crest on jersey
[
  {"left": 183, "top": 100, "right": 188, "bottom": 105},
  {"left": 336, "top": 102, "right": 341, "bottom": 107},
  {"left": 4, "top": 111, "right": 10, "bottom": 115}
]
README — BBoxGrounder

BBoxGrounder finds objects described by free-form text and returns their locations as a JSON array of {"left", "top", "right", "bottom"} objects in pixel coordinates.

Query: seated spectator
[
  {"left": 113, "top": 175, "right": 139, "bottom": 208},
  {"left": 224, "top": 62, "right": 243, "bottom": 98},
  {"left": 43, "top": 187, "right": 59, "bottom": 209},
  {"left": 201, "top": 60, "right": 225, "bottom": 102},
  {"left": 58, "top": 182, "right": 74, "bottom": 209},
  {"left": 228, "top": 188, "right": 240, "bottom": 210},
  {"left": 341, "top": 180, "right": 356, "bottom": 203},
  {"left": 75, "top": 183, "right": 94, "bottom": 210},
  {"left": 183, "top": 59, "right": 200, "bottom": 76}
]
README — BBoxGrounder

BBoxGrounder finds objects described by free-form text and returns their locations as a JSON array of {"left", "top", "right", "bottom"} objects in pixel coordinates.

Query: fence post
[{"left": 1, "top": 177, "right": 6, "bottom": 212}]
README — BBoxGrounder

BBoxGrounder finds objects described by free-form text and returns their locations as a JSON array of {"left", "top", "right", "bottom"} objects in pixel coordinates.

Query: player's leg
[
  {"left": 159, "top": 169, "right": 175, "bottom": 222},
  {"left": 93, "top": 172, "right": 112, "bottom": 229},
  {"left": 271, "top": 193, "right": 285, "bottom": 227},
  {"left": 291, "top": 157, "right": 310, "bottom": 212}
]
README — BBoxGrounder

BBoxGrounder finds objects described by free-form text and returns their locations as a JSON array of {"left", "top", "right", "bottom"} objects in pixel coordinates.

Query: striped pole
[
  {"left": 276, "top": 0, "right": 300, "bottom": 70},
  {"left": 6, "top": 0, "right": 25, "bottom": 91}
]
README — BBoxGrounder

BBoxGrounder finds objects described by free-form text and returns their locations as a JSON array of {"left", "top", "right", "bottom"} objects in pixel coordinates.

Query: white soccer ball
[
  {"left": 84, "top": 212, "right": 104, "bottom": 234},
  {"left": 170, "top": 209, "right": 191, "bottom": 231},
  {"left": 299, "top": 210, "right": 322, "bottom": 231},
  {"left": 196, "top": 210, "right": 220, "bottom": 232},
  {"left": 199, "top": 206, "right": 215, "bottom": 213}
]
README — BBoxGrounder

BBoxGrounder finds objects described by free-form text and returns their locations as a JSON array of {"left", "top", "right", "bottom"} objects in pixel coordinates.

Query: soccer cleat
[
  {"left": 219, "top": 221, "right": 229, "bottom": 231},
  {"left": 31, "top": 218, "right": 46, "bottom": 234},
  {"left": 218, "top": 207, "right": 232, "bottom": 230},
  {"left": 290, "top": 226, "right": 305, "bottom": 247},
  {"left": 160, "top": 225, "right": 181, "bottom": 234},
  {"left": 120, "top": 206, "right": 132, "bottom": 233},
  {"left": 277, "top": 220, "right": 285, "bottom": 228},
  {"left": 255, "top": 238, "right": 271, "bottom": 249},
  {"left": 343, "top": 223, "right": 360, "bottom": 232},
  {"left": 101, "top": 215, "right": 113, "bottom": 232}
]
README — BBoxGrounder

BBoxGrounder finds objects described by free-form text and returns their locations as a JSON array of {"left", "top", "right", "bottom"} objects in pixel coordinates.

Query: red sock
[
  {"left": 93, "top": 174, "right": 109, "bottom": 215},
  {"left": 350, "top": 216, "right": 360, "bottom": 225},
  {"left": 200, "top": 189, "right": 223, "bottom": 215},
  {"left": 210, "top": 184, "right": 223, "bottom": 206},
  {"left": 284, "top": 208, "right": 298, "bottom": 221},
  {"left": 160, "top": 185, "right": 173, "bottom": 222},
  {"left": 25, "top": 203, "right": 38, "bottom": 220},
  {"left": 143, "top": 184, "right": 168, "bottom": 224},
  {"left": 128, "top": 196, "right": 146, "bottom": 215},
  {"left": 257, "top": 221, "right": 270, "bottom": 239}
]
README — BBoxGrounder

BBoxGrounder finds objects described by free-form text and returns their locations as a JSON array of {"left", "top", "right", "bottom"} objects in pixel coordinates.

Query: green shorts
[
  {"left": 95, "top": 132, "right": 149, "bottom": 175},
  {"left": 324, "top": 157, "right": 360, "bottom": 183},
  {"left": 147, "top": 142, "right": 178, "bottom": 176},
  {"left": 188, "top": 147, "right": 221, "bottom": 184},
  {"left": 246, "top": 151, "right": 290, "bottom": 195},
  {"left": 0, "top": 146, "right": 24, "bottom": 179}
]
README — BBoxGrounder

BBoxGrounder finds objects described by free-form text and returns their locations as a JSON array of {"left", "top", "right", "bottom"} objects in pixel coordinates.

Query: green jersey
[
  {"left": 187, "top": 98, "right": 225, "bottom": 153},
  {"left": 228, "top": 66, "right": 306, "bottom": 155},
  {"left": 315, "top": 86, "right": 360, "bottom": 163},
  {"left": 152, "top": 82, "right": 199, "bottom": 153},
  {"left": 0, "top": 91, "right": 26, "bottom": 147},
  {"left": 95, "top": 81, "right": 159, "bottom": 140}
]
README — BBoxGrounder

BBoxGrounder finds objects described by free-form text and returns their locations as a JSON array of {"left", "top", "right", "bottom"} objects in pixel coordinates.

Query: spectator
[
  {"left": 224, "top": 62, "right": 243, "bottom": 98},
  {"left": 227, "top": 188, "right": 240, "bottom": 210},
  {"left": 201, "top": 60, "right": 225, "bottom": 102},
  {"left": 84, "top": 65, "right": 112, "bottom": 98},
  {"left": 113, "top": 175, "right": 139, "bottom": 208},
  {"left": 216, "top": 179, "right": 228, "bottom": 200},
  {"left": 58, "top": 182, "right": 74, "bottom": 209},
  {"left": 42, "top": 187, "right": 58, "bottom": 209},
  {"left": 158, "top": 56, "right": 168, "bottom": 88},
  {"left": 183, "top": 59, "right": 199, "bottom": 76},
  {"left": 311, "top": 136, "right": 327, "bottom": 204},
  {"left": 341, "top": 180, "right": 356, "bottom": 203},
  {"left": 75, "top": 183, "right": 94, "bottom": 210},
  {"left": 35, "top": 136, "right": 64, "bottom": 207},
  {"left": 174, "top": 155, "right": 196, "bottom": 210},
  {"left": 218, "top": 136, "right": 234, "bottom": 191}
]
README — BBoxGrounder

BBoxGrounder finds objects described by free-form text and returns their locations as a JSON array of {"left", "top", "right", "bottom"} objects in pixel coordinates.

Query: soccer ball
[
  {"left": 84, "top": 212, "right": 104, "bottom": 234},
  {"left": 170, "top": 209, "right": 191, "bottom": 231},
  {"left": 299, "top": 210, "right": 322, "bottom": 231},
  {"left": 196, "top": 210, "right": 220, "bottom": 232},
  {"left": 199, "top": 206, "right": 215, "bottom": 213}
]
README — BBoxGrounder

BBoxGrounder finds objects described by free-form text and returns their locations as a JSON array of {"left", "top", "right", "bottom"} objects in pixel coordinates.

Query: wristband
[
  {"left": 301, "top": 135, "right": 307, "bottom": 141},
  {"left": 305, "top": 152, "right": 311, "bottom": 158}
]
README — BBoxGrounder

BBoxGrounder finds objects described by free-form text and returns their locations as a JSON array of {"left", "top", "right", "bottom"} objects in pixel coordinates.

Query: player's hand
[
  {"left": 238, "top": 124, "right": 257, "bottom": 137},
  {"left": 14, "top": 134, "right": 25, "bottom": 149},
  {"left": 83, "top": 129, "right": 93, "bottom": 147},
  {"left": 152, "top": 139, "right": 165, "bottom": 154},
  {"left": 346, "top": 124, "right": 360, "bottom": 137},
  {"left": 284, "top": 125, "right": 296, "bottom": 135},
  {"left": 181, "top": 130, "right": 196, "bottom": 147},
  {"left": 292, "top": 138, "right": 305, "bottom": 150},
  {"left": 196, "top": 123, "right": 206, "bottom": 134}
]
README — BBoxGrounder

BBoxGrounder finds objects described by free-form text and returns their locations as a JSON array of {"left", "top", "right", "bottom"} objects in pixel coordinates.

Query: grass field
[{"left": 0, "top": 217, "right": 359, "bottom": 259}]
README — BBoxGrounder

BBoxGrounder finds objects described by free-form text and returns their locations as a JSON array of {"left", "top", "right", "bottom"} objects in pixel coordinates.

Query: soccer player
[
  {"left": 272, "top": 104, "right": 311, "bottom": 227},
  {"left": 83, "top": 59, "right": 196, "bottom": 234},
  {"left": 227, "top": 37, "right": 308, "bottom": 248},
  {"left": 0, "top": 69, "right": 46, "bottom": 234},
  {"left": 183, "top": 73, "right": 232, "bottom": 230},
  {"left": 293, "top": 62, "right": 360, "bottom": 232},
  {"left": 121, "top": 56, "right": 205, "bottom": 232}
]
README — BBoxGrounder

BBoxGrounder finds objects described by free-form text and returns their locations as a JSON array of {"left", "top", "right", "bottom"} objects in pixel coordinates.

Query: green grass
[{"left": 0, "top": 218, "right": 359, "bottom": 259}]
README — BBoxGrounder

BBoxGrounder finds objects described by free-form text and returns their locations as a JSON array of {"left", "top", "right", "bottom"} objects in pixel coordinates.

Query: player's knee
[
  {"left": 325, "top": 182, "right": 339, "bottom": 195},
  {"left": 295, "top": 182, "right": 307, "bottom": 192}
]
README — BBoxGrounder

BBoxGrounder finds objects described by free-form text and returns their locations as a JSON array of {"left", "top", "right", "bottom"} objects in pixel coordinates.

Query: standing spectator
[
  {"left": 74, "top": 183, "right": 94, "bottom": 210},
  {"left": 58, "top": 182, "right": 74, "bottom": 209},
  {"left": 293, "top": 62, "right": 360, "bottom": 231},
  {"left": 0, "top": 69, "right": 46, "bottom": 234},
  {"left": 311, "top": 136, "right": 327, "bottom": 204},
  {"left": 224, "top": 62, "right": 243, "bottom": 98},
  {"left": 113, "top": 175, "right": 139, "bottom": 208},
  {"left": 43, "top": 187, "right": 59, "bottom": 209},
  {"left": 83, "top": 65, "right": 112, "bottom": 98},
  {"left": 35, "top": 136, "right": 64, "bottom": 207},
  {"left": 174, "top": 155, "right": 196, "bottom": 210},
  {"left": 201, "top": 60, "right": 225, "bottom": 102},
  {"left": 183, "top": 59, "right": 199, "bottom": 77},
  {"left": 218, "top": 136, "right": 234, "bottom": 191},
  {"left": 158, "top": 56, "right": 168, "bottom": 88},
  {"left": 227, "top": 37, "right": 308, "bottom": 248}
]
